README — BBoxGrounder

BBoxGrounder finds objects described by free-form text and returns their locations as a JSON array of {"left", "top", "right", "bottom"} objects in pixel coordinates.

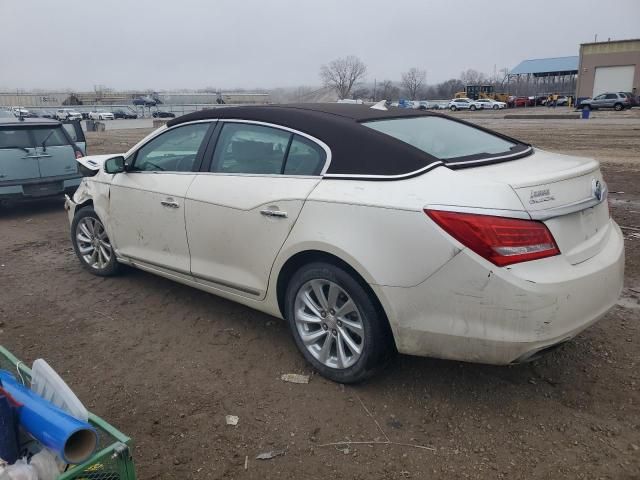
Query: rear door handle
[
  {"left": 260, "top": 209, "right": 288, "bottom": 218},
  {"left": 160, "top": 199, "right": 180, "bottom": 209}
]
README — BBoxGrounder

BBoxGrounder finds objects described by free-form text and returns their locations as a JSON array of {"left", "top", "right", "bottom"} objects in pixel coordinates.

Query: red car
[{"left": 508, "top": 96, "right": 535, "bottom": 108}]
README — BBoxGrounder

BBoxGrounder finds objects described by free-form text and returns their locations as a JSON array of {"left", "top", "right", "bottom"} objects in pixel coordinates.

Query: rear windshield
[
  {"left": 363, "top": 116, "right": 520, "bottom": 162},
  {"left": 0, "top": 126, "right": 70, "bottom": 149}
]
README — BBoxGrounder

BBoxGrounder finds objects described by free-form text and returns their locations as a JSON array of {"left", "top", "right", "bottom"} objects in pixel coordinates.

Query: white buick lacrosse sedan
[{"left": 66, "top": 104, "right": 624, "bottom": 383}]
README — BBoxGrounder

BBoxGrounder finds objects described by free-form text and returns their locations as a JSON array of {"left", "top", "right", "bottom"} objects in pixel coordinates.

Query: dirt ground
[{"left": 1, "top": 111, "right": 639, "bottom": 479}]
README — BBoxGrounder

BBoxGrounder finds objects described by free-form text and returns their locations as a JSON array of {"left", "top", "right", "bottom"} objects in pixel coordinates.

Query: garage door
[{"left": 593, "top": 65, "right": 635, "bottom": 96}]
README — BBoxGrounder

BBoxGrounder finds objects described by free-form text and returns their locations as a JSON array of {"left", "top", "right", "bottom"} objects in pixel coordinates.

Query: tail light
[
  {"left": 425, "top": 209, "right": 560, "bottom": 267},
  {"left": 75, "top": 151, "right": 84, "bottom": 159}
]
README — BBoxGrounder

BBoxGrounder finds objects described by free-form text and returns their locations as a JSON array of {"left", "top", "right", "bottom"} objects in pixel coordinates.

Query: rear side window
[
  {"left": 605, "top": 94, "right": 617, "bottom": 99},
  {"left": 62, "top": 123, "right": 85, "bottom": 143},
  {"left": 363, "top": 116, "right": 518, "bottom": 161},
  {"left": 211, "top": 123, "right": 291, "bottom": 174},
  {"left": 284, "top": 135, "right": 326, "bottom": 175}
]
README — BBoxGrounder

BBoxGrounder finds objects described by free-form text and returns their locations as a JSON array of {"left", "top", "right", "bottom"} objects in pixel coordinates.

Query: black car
[
  {"left": 113, "top": 109, "right": 138, "bottom": 119},
  {"left": 152, "top": 110, "right": 176, "bottom": 118}
]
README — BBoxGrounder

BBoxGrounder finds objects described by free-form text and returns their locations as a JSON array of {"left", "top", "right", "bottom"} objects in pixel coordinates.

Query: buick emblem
[{"left": 592, "top": 179, "right": 603, "bottom": 201}]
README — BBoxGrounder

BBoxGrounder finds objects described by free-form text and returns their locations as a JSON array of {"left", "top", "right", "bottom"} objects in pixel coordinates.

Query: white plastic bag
[
  {"left": 30, "top": 449, "right": 62, "bottom": 480},
  {"left": 0, "top": 459, "right": 37, "bottom": 480}
]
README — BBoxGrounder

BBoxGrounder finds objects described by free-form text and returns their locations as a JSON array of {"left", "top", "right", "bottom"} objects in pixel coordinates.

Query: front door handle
[
  {"left": 160, "top": 199, "right": 180, "bottom": 209},
  {"left": 260, "top": 209, "right": 288, "bottom": 218}
]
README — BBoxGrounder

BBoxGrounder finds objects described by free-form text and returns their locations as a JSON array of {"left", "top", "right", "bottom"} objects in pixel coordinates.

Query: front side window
[
  {"left": 210, "top": 123, "right": 291, "bottom": 174},
  {"left": 132, "top": 123, "right": 210, "bottom": 172},
  {"left": 363, "top": 116, "right": 518, "bottom": 162}
]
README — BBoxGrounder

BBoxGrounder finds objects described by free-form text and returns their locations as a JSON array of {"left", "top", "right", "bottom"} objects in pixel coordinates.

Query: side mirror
[{"left": 104, "top": 156, "right": 126, "bottom": 174}]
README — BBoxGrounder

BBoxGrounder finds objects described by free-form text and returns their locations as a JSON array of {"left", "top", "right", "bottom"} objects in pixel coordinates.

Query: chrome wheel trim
[
  {"left": 76, "top": 217, "right": 112, "bottom": 270},
  {"left": 294, "top": 279, "right": 365, "bottom": 369}
]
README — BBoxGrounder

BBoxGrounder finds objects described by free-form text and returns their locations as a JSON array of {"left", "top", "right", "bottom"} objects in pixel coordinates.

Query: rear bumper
[
  {"left": 376, "top": 220, "right": 625, "bottom": 364},
  {"left": 0, "top": 175, "right": 81, "bottom": 200}
]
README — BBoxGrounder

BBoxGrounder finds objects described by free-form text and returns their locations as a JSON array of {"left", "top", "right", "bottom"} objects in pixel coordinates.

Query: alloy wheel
[
  {"left": 294, "top": 279, "right": 365, "bottom": 369},
  {"left": 75, "top": 217, "right": 112, "bottom": 270}
]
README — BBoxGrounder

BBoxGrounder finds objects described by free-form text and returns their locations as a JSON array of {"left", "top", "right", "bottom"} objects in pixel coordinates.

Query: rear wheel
[
  {"left": 582, "top": 104, "right": 591, "bottom": 111},
  {"left": 71, "top": 207, "right": 120, "bottom": 276},
  {"left": 285, "top": 262, "right": 392, "bottom": 383},
  {"left": 614, "top": 103, "right": 623, "bottom": 111}
]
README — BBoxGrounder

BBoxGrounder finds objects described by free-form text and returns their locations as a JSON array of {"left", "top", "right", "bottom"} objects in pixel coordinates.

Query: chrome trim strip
[
  {"left": 528, "top": 184, "right": 608, "bottom": 221},
  {"left": 324, "top": 161, "right": 443, "bottom": 180},
  {"left": 192, "top": 272, "right": 261, "bottom": 297}
]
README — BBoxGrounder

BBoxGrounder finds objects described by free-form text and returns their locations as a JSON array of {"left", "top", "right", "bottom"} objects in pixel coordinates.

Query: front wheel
[
  {"left": 71, "top": 207, "right": 120, "bottom": 276},
  {"left": 470, "top": 105, "right": 477, "bottom": 111},
  {"left": 493, "top": 105, "right": 499, "bottom": 110},
  {"left": 285, "top": 262, "right": 393, "bottom": 383},
  {"left": 450, "top": 105, "right": 457, "bottom": 111}
]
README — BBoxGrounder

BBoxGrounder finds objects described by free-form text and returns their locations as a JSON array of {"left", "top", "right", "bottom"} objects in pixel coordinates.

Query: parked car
[
  {"left": 65, "top": 104, "right": 623, "bottom": 383},
  {"left": 0, "top": 118, "right": 84, "bottom": 201},
  {"left": 580, "top": 92, "right": 631, "bottom": 111},
  {"left": 555, "top": 96, "right": 570, "bottom": 106},
  {"left": 152, "top": 110, "right": 176, "bottom": 118},
  {"left": 508, "top": 96, "right": 534, "bottom": 108},
  {"left": 132, "top": 96, "right": 158, "bottom": 106},
  {"left": 11, "top": 107, "right": 30, "bottom": 117},
  {"left": 89, "top": 110, "right": 115, "bottom": 121},
  {"left": 0, "top": 109, "right": 13, "bottom": 118},
  {"left": 112, "top": 108, "right": 138, "bottom": 119},
  {"left": 619, "top": 92, "right": 638, "bottom": 107},
  {"left": 448, "top": 98, "right": 483, "bottom": 111},
  {"left": 56, "top": 109, "right": 83, "bottom": 121},
  {"left": 29, "top": 109, "right": 55, "bottom": 119},
  {"left": 474, "top": 98, "right": 507, "bottom": 110}
]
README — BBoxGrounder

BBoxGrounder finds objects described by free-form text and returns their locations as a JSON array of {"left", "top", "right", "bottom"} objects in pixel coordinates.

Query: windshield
[{"left": 363, "top": 116, "right": 518, "bottom": 161}]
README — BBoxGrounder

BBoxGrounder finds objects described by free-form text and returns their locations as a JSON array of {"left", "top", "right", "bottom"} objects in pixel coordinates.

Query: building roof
[
  {"left": 168, "top": 104, "right": 531, "bottom": 179},
  {"left": 509, "top": 56, "right": 579, "bottom": 76}
]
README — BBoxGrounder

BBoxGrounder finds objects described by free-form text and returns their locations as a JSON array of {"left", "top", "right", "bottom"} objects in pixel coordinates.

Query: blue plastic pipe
[{"left": 0, "top": 371, "right": 97, "bottom": 464}]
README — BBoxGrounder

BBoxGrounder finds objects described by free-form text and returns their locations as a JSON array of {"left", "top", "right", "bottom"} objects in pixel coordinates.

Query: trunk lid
[{"left": 457, "top": 149, "right": 610, "bottom": 264}]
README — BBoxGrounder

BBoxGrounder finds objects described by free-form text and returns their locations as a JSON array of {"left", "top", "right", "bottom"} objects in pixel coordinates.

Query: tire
[
  {"left": 614, "top": 103, "right": 623, "bottom": 111},
  {"left": 71, "top": 207, "right": 120, "bottom": 276},
  {"left": 284, "top": 262, "right": 393, "bottom": 383},
  {"left": 582, "top": 104, "right": 591, "bottom": 111},
  {"left": 450, "top": 105, "right": 457, "bottom": 111},
  {"left": 470, "top": 105, "right": 477, "bottom": 111},
  {"left": 492, "top": 105, "right": 499, "bottom": 110}
]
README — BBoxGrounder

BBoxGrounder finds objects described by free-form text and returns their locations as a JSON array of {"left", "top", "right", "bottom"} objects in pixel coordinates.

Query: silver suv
[{"left": 580, "top": 92, "right": 631, "bottom": 111}]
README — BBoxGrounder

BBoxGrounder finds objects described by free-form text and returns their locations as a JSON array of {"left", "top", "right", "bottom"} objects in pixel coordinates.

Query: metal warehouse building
[{"left": 576, "top": 38, "right": 640, "bottom": 98}]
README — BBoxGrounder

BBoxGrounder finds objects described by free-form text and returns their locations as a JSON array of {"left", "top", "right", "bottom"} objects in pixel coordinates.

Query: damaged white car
[{"left": 66, "top": 104, "right": 624, "bottom": 383}]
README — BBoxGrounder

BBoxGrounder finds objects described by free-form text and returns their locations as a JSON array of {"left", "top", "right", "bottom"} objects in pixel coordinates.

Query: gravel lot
[{"left": 1, "top": 109, "right": 639, "bottom": 479}]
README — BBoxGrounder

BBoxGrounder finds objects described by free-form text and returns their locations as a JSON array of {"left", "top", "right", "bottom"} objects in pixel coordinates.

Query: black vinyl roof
[{"left": 168, "top": 104, "right": 531, "bottom": 179}]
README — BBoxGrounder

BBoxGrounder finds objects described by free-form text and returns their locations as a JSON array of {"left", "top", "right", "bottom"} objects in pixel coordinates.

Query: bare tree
[
  {"left": 459, "top": 69, "right": 487, "bottom": 85},
  {"left": 400, "top": 68, "right": 427, "bottom": 100},
  {"left": 378, "top": 80, "right": 400, "bottom": 101},
  {"left": 320, "top": 56, "right": 367, "bottom": 99}
]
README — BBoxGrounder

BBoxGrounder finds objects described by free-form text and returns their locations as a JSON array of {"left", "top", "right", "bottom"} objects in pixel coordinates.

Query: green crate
[{"left": 0, "top": 346, "right": 136, "bottom": 480}]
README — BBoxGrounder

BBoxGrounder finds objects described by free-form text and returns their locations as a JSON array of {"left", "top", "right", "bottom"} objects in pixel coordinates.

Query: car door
[
  {"left": 185, "top": 121, "right": 327, "bottom": 298},
  {"left": 108, "top": 121, "right": 214, "bottom": 274}
]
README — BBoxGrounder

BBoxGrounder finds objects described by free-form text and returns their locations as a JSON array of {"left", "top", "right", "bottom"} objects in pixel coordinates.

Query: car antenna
[{"left": 370, "top": 100, "right": 388, "bottom": 111}]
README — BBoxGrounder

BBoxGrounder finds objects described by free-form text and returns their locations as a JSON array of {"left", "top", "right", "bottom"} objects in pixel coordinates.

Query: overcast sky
[{"left": 1, "top": 0, "right": 638, "bottom": 91}]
